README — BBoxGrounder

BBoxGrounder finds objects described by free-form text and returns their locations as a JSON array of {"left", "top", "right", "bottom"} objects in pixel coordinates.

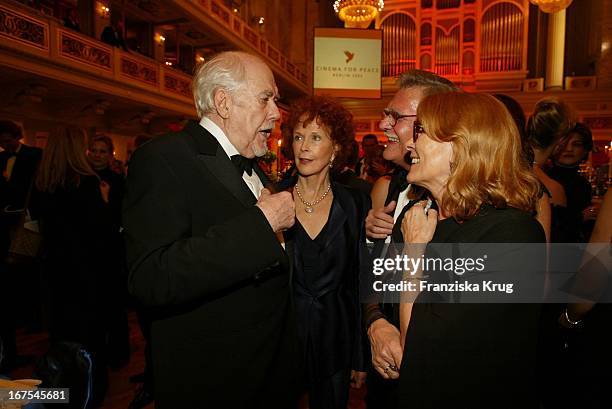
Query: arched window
[
  {"left": 435, "top": 26, "right": 460, "bottom": 76},
  {"left": 420, "top": 23, "right": 432, "bottom": 46},
  {"left": 463, "top": 18, "right": 475, "bottom": 43},
  {"left": 381, "top": 13, "right": 417, "bottom": 77},
  {"left": 480, "top": 2, "right": 524, "bottom": 72}
]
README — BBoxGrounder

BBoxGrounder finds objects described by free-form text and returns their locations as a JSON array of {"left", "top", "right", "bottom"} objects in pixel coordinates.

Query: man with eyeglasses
[{"left": 363, "top": 70, "right": 457, "bottom": 409}]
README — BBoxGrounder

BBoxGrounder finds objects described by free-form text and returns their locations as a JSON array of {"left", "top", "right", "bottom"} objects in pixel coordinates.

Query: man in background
[
  {"left": 0, "top": 120, "right": 42, "bottom": 373},
  {"left": 356, "top": 133, "right": 379, "bottom": 180}
]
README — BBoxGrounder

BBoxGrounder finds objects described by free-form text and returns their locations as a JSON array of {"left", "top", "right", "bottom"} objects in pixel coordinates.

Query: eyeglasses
[
  {"left": 382, "top": 108, "right": 417, "bottom": 127},
  {"left": 413, "top": 121, "right": 425, "bottom": 143}
]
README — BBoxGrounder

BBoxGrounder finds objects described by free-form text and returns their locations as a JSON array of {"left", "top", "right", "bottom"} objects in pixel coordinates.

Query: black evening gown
[
  {"left": 398, "top": 205, "right": 546, "bottom": 409},
  {"left": 288, "top": 183, "right": 369, "bottom": 409}
]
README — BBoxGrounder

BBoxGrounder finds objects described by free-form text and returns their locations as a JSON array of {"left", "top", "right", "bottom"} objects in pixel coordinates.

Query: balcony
[
  {"left": 171, "top": 0, "right": 310, "bottom": 99},
  {"left": 0, "top": 2, "right": 196, "bottom": 116}
]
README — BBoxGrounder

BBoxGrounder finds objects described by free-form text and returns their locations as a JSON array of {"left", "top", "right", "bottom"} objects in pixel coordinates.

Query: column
[{"left": 545, "top": 9, "right": 566, "bottom": 89}]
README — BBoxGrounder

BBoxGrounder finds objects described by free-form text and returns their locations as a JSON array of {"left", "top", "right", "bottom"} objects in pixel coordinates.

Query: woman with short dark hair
[{"left": 548, "top": 122, "right": 594, "bottom": 242}]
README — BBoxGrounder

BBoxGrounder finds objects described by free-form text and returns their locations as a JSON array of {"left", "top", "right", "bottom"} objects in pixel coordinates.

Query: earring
[{"left": 329, "top": 156, "right": 334, "bottom": 168}]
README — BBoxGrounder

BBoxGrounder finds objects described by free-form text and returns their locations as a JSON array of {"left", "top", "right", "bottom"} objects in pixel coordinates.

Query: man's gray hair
[
  {"left": 192, "top": 51, "right": 251, "bottom": 118},
  {"left": 398, "top": 69, "right": 459, "bottom": 96}
]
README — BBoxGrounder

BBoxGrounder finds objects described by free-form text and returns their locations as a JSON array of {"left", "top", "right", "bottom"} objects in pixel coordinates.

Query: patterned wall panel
[
  {"left": 164, "top": 71, "right": 192, "bottom": 99},
  {"left": 0, "top": 5, "right": 48, "bottom": 50},
  {"left": 120, "top": 56, "right": 158, "bottom": 85},
  {"left": 59, "top": 30, "right": 111, "bottom": 70}
]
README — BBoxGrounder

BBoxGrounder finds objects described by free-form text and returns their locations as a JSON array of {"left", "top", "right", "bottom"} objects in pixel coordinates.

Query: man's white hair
[{"left": 192, "top": 51, "right": 261, "bottom": 118}]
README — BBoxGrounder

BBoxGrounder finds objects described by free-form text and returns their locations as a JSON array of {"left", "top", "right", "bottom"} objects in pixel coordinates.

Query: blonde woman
[
  {"left": 397, "top": 93, "right": 545, "bottom": 408},
  {"left": 35, "top": 126, "right": 112, "bottom": 406}
]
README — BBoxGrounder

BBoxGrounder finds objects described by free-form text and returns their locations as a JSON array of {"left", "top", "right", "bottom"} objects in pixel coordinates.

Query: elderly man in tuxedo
[{"left": 123, "top": 52, "right": 299, "bottom": 408}]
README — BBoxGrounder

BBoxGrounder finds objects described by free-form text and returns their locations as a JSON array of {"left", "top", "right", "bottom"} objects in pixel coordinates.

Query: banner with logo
[{"left": 313, "top": 28, "right": 382, "bottom": 99}]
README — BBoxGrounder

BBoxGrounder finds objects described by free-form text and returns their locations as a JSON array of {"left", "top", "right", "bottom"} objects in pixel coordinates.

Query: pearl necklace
[{"left": 294, "top": 182, "right": 332, "bottom": 214}]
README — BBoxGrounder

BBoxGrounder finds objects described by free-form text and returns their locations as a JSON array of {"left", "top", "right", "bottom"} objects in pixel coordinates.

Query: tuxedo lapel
[
  {"left": 199, "top": 147, "right": 257, "bottom": 206},
  {"left": 185, "top": 121, "right": 256, "bottom": 207},
  {"left": 253, "top": 162, "right": 276, "bottom": 193}
]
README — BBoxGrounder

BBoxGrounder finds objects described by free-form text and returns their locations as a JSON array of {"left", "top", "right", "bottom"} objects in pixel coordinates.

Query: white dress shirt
[
  {"left": 199, "top": 117, "right": 264, "bottom": 198},
  {"left": 388, "top": 184, "right": 412, "bottom": 243}
]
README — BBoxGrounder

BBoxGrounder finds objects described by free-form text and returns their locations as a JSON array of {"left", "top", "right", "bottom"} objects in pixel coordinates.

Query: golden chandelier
[
  {"left": 529, "top": 0, "right": 573, "bottom": 14},
  {"left": 333, "top": 0, "right": 384, "bottom": 29}
]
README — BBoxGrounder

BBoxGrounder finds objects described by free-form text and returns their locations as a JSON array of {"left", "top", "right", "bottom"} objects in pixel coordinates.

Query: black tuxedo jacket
[
  {"left": 123, "top": 120, "right": 299, "bottom": 408},
  {"left": 0, "top": 144, "right": 42, "bottom": 210}
]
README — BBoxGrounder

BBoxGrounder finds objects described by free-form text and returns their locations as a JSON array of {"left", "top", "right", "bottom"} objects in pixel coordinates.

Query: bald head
[{"left": 192, "top": 51, "right": 271, "bottom": 118}]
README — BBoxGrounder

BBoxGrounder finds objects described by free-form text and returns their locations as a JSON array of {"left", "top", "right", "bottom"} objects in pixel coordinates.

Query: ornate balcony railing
[
  {"left": 184, "top": 0, "right": 309, "bottom": 90},
  {"left": 0, "top": 2, "right": 197, "bottom": 110}
]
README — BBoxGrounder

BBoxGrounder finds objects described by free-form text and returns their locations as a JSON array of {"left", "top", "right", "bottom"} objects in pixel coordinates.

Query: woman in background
[
  {"left": 526, "top": 98, "right": 574, "bottom": 242},
  {"left": 549, "top": 122, "right": 594, "bottom": 242},
  {"left": 494, "top": 93, "right": 552, "bottom": 242},
  {"left": 35, "top": 126, "right": 113, "bottom": 406}
]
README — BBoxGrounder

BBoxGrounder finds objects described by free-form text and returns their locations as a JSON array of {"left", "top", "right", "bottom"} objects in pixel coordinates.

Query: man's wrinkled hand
[{"left": 256, "top": 189, "right": 295, "bottom": 232}]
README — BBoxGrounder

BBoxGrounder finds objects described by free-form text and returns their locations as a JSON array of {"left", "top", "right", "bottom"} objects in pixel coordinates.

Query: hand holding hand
[
  {"left": 368, "top": 318, "right": 402, "bottom": 380},
  {"left": 365, "top": 201, "right": 396, "bottom": 240},
  {"left": 256, "top": 189, "right": 295, "bottom": 232}
]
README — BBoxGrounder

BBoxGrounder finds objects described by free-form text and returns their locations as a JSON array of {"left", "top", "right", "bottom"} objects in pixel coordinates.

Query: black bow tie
[{"left": 231, "top": 155, "right": 254, "bottom": 176}]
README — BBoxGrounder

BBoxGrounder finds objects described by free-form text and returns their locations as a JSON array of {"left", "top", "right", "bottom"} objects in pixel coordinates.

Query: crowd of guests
[
  {"left": 0, "top": 122, "right": 152, "bottom": 408},
  {"left": 0, "top": 50, "right": 610, "bottom": 409}
]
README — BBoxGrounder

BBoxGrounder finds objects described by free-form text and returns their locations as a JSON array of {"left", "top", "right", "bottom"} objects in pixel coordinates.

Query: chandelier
[
  {"left": 333, "top": 0, "right": 384, "bottom": 29},
  {"left": 529, "top": 0, "right": 573, "bottom": 14}
]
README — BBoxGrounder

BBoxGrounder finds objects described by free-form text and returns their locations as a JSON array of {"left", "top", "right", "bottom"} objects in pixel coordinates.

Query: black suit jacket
[
  {"left": 123, "top": 121, "right": 299, "bottom": 408},
  {"left": 0, "top": 144, "right": 42, "bottom": 210}
]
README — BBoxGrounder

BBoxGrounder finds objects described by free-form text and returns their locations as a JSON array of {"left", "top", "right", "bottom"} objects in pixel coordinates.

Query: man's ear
[{"left": 213, "top": 88, "right": 231, "bottom": 119}]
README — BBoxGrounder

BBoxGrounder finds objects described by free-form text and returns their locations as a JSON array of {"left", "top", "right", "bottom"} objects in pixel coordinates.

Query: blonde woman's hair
[
  {"left": 36, "top": 127, "right": 98, "bottom": 193},
  {"left": 417, "top": 92, "right": 540, "bottom": 220}
]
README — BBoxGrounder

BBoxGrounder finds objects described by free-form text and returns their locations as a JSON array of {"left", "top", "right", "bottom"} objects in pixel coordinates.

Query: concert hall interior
[{"left": 0, "top": 0, "right": 610, "bottom": 408}]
